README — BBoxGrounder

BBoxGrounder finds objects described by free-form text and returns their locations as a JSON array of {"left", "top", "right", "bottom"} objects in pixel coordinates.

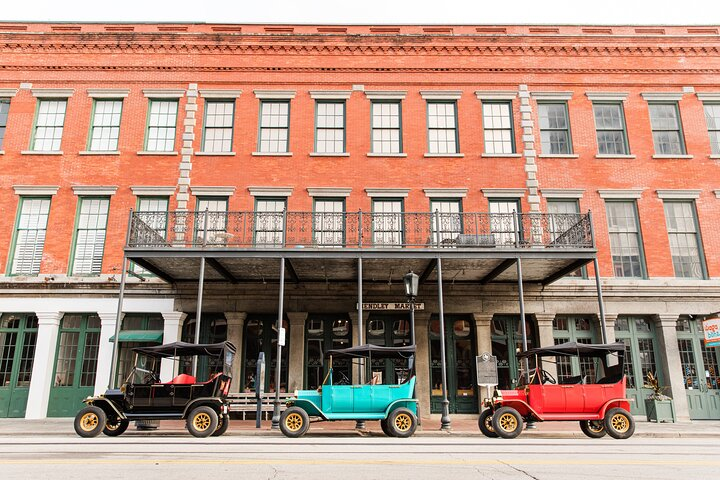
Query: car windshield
[{"left": 124, "top": 353, "right": 159, "bottom": 385}]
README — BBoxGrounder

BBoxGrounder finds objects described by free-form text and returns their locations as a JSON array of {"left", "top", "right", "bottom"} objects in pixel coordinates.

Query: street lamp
[{"left": 403, "top": 271, "right": 419, "bottom": 346}]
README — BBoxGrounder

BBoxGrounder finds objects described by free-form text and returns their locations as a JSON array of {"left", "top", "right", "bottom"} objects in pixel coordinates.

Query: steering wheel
[
  {"left": 335, "top": 371, "right": 350, "bottom": 385},
  {"left": 540, "top": 369, "right": 557, "bottom": 385},
  {"left": 143, "top": 371, "right": 160, "bottom": 384}
]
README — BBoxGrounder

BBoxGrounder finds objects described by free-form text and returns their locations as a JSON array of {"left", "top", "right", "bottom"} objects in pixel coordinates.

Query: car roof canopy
[
  {"left": 517, "top": 341, "right": 625, "bottom": 359},
  {"left": 325, "top": 343, "right": 416, "bottom": 359},
  {"left": 132, "top": 341, "right": 236, "bottom": 359}
]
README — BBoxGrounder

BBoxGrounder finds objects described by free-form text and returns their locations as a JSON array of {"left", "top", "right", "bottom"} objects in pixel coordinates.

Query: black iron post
[
  {"left": 109, "top": 256, "right": 129, "bottom": 389},
  {"left": 594, "top": 257, "right": 608, "bottom": 343},
  {"left": 271, "top": 257, "right": 286, "bottom": 429},
  {"left": 436, "top": 256, "right": 451, "bottom": 430},
  {"left": 356, "top": 256, "right": 365, "bottom": 430},
  {"left": 192, "top": 208, "right": 209, "bottom": 378}
]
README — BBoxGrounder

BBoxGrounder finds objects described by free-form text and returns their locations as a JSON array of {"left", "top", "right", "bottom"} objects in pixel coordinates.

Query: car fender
[
  {"left": 497, "top": 399, "right": 543, "bottom": 421},
  {"left": 182, "top": 397, "right": 225, "bottom": 417},
  {"left": 384, "top": 398, "right": 419, "bottom": 417},
  {"left": 288, "top": 398, "right": 327, "bottom": 419},
  {"left": 599, "top": 398, "right": 633, "bottom": 417},
  {"left": 86, "top": 397, "right": 125, "bottom": 420}
]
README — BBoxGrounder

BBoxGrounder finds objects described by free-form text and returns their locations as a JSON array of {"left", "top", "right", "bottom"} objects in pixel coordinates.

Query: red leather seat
[{"left": 170, "top": 374, "right": 197, "bottom": 385}]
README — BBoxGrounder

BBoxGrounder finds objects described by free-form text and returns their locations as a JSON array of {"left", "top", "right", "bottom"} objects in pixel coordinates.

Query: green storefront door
[
  {"left": 47, "top": 314, "right": 101, "bottom": 417},
  {"left": 552, "top": 316, "right": 599, "bottom": 383},
  {"left": 676, "top": 316, "right": 720, "bottom": 420},
  {"left": 241, "top": 315, "right": 289, "bottom": 393},
  {"left": 0, "top": 313, "right": 38, "bottom": 418},
  {"left": 429, "top": 316, "right": 478, "bottom": 414},
  {"left": 491, "top": 315, "right": 536, "bottom": 390},
  {"left": 614, "top": 316, "right": 661, "bottom": 417},
  {"left": 366, "top": 315, "right": 412, "bottom": 385}
]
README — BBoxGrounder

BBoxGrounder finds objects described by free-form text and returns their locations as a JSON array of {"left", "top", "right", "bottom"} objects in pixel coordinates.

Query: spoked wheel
[
  {"left": 187, "top": 406, "right": 219, "bottom": 438},
  {"left": 579, "top": 420, "right": 606, "bottom": 439},
  {"left": 603, "top": 408, "right": 635, "bottom": 439},
  {"left": 74, "top": 406, "right": 107, "bottom": 438},
  {"left": 280, "top": 406, "right": 310, "bottom": 438},
  {"left": 380, "top": 419, "right": 395, "bottom": 437},
  {"left": 103, "top": 417, "right": 130, "bottom": 437},
  {"left": 491, "top": 407, "right": 524, "bottom": 439},
  {"left": 478, "top": 409, "right": 498, "bottom": 438},
  {"left": 387, "top": 408, "right": 417, "bottom": 438},
  {"left": 212, "top": 414, "right": 230, "bottom": 437}
]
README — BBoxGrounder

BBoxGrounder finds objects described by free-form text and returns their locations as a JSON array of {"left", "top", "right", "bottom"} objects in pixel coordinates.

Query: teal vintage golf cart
[{"left": 280, "top": 344, "right": 418, "bottom": 438}]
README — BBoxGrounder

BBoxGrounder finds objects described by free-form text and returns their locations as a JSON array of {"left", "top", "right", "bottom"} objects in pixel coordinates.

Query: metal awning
[{"left": 108, "top": 330, "right": 164, "bottom": 343}]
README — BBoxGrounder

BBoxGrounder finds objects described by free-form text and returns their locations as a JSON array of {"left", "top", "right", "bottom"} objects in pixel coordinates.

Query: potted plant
[{"left": 644, "top": 371, "right": 676, "bottom": 423}]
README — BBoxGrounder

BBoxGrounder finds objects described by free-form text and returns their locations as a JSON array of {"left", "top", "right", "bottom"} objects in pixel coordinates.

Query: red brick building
[{"left": 1, "top": 22, "right": 719, "bottom": 421}]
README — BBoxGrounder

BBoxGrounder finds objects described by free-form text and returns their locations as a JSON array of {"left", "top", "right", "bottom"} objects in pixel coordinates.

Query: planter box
[{"left": 645, "top": 398, "right": 676, "bottom": 423}]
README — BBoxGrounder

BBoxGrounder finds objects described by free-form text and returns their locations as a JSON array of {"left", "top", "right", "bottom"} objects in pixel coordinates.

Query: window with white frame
[
  {"left": 372, "top": 199, "right": 403, "bottom": 247},
  {"left": 88, "top": 100, "right": 123, "bottom": 151},
  {"left": 371, "top": 102, "right": 401, "bottom": 154},
  {"left": 32, "top": 99, "right": 67, "bottom": 151},
  {"left": 71, "top": 197, "right": 110, "bottom": 275},
  {"left": 255, "top": 198, "right": 286, "bottom": 247},
  {"left": 648, "top": 103, "right": 686, "bottom": 155},
  {"left": 488, "top": 199, "right": 521, "bottom": 246},
  {"left": 195, "top": 197, "right": 228, "bottom": 245},
  {"left": 258, "top": 101, "right": 290, "bottom": 153},
  {"left": 482, "top": 101, "right": 514, "bottom": 154},
  {"left": 663, "top": 201, "right": 705, "bottom": 279},
  {"left": 547, "top": 199, "right": 584, "bottom": 277},
  {"left": 430, "top": 199, "right": 462, "bottom": 245},
  {"left": 202, "top": 101, "right": 234, "bottom": 153},
  {"left": 10, "top": 197, "right": 51, "bottom": 275},
  {"left": 313, "top": 198, "right": 345, "bottom": 247},
  {"left": 593, "top": 103, "right": 629, "bottom": 155},
  {"left": 538, "top": 102, "right": 572, "bottom": 154},
  {"left": 132, "top": 197, "right": 169, "bottom": 274},
  {"left": 427, "top": 101, "right": 458, "bottom": 154},
  {"left": 315, "top": 101, "right": 345, "bottom": 154},
  {"left": 0, "top": 99, "right": 9, "bottom": 149},
  {"left": 145, "top": 100, "right": 178, "bottom": 152},
  {"left": 605, "top": 201, "right": 645, "bottom": 278},
  {"left": 703, "top": 103, "right": 720, "bottom": 155}
]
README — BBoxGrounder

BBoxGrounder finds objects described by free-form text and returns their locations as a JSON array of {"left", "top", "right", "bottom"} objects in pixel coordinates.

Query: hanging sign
[
  {"left": 476, "top": 352, "right": 499, "bottom": 386},
  {"left": 703, "top": 316, "right": 720, "bottom": 347},
  {"left": 356, "top": 302, "right": 425, "bottom": 311},
  {"left": 279, "top": 327, "right": 286, "bottom": 347}
]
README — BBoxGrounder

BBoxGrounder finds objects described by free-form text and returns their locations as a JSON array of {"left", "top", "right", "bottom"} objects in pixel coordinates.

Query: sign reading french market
[
  {"left": 703, "top": 316, "right": 720, "bottom": 347},
  {"left": 356, "top": 302, "right": 425, "bottom": 311}
]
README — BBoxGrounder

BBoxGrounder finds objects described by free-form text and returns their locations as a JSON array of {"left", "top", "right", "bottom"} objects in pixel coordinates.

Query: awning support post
[
  {"left": 437, "top": 256, "right": 451, "bottom": 431},
  {"left": 192, "top": 257, "right": 206, "bottom": 377},
  {"left": 594, "top": 257, "right": 608, "bottom": 343},
  {"left": 108, "top": 255, "right": 129, "bottom": 389},
  {"left": 517, "top": 257, "right": 529, "bottom": 383},
  {"left": 355, "top": 256, "right": 366, "bottom": 430},
  {"left": 271, "top": 257, "right": 286, "bottom": 430}
]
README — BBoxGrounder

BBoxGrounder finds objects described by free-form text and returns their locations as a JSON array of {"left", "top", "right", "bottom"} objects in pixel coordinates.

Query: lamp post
[{"left": 403, "top": 271, "right": 419, "bottom": 346}]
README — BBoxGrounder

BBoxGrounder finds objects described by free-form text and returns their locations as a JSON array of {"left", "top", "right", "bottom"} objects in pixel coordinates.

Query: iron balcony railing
[{"left": 127, "top": 210, "right": 594, "bottom": 250}]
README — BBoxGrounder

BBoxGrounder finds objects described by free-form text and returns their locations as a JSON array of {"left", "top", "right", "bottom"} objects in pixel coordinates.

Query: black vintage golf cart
[{"left": 73, "top": 341, "right": 236, "bottom": 438}]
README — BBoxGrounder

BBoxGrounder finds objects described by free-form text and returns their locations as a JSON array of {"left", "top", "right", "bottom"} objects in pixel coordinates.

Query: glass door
[
  {"left": 366, "top": 314, "right": 411, "bottom": 384},
  {"left": 676, "top": 316, "right": 720, "bottom": 419},
  {"left": 491, "top": 315, "right": 536, "bottom": 390},
  {"left": 0, "top": 313, "right": 38, "bottom": 418},
  {"left": 241, "top": 315, "right": 289, "bottom": 393},
  {"left": 614, "top": 316, "right": 661, "bottom": 416}
]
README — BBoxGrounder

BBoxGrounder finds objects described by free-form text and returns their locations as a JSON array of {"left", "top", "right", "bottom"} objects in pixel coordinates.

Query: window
[
  {"left": 427, "top": 101, "right": 458, "bottom": 154},
  {"left": 305, "top": 315, "right": 352, "bottom": 389},
  {"left": 371, "top": 101, "right": 402, "bottom": 154},
  {"left": 648, "top": 103, "right": 685, "bottom": 155},
  {"left": 196, "top": 197, "right": 228, "bottom": 245},
  {"left": 553, "top": 316, "right": 597, "bottom": 383},
  {"left": 202, "top": 100, "right": 234, "bottom": 153},
  {"left": 704, "top": 103, "right": 720, "bottom": 155},
  {"left": 430, "top": 199, "right": 462, "bottom": 245},
  {"left": 254, "top": 198, "right": 286, "bottom": 247},
  {"left": 538, "top": 102, "right": 572, "bottom": 154},
  {"left": 258, "top": 101, "right": 290, "bottom": 153},
  {"left": 71, "top": 197, "right": 110, "bottom": 275},
  {"left": 32, "top": 99, "right": 67, "bottom": 151},
  {"left": 145, "top": 100, "right": 178, "bottom": 152},
  {"left": 547, "top": 199, "right": 584, "bottom": 277},
  {"left": 313, "top": 198, "right": 345, "bottom": 247},
  {"left": 372, "top": 199, "right": 403, "bottom": 246},
  {"left": 593, "top": 103, "right": 629, "bottom": 155},
  {"left": 663, "top": 201, "right": 705, "bottom": 279},
  {"left": 132, "top": 197, "right": 169, "bottom": 274},
  {"left": 606, "top": 201, "right": 645, "bottom": 278},
  {"left": 88, "top": 100, "right": 123, "bottom": 151},
  {"left": 0, "top": 99, "right": 9, "bottom": 149},
  {"left": 9, "top": 197, "right": 51, "bottom": 275},
  {"left": 482, "top": 101, "right": 514, "bottom": 154},
  {"left": 489, "top": 199, "right": 520, "bottom": 246},
  {"left": 315, "top": 101, "right": 345, "bottom": 154}
]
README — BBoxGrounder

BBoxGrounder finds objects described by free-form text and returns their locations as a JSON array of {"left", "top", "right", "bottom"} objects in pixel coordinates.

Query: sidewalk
[{"left": 1, "top": 416, "right": 718, "bottom": 438}]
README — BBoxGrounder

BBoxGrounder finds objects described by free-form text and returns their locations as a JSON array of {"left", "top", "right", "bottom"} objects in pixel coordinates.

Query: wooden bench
[{"left": 227, "top": 392, "right": 293, "bottom": 420}]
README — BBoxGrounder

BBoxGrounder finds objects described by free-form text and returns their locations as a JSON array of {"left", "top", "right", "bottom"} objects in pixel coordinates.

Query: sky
[{"left": 1, "top": 0, "right": 719, "bottom": 25}]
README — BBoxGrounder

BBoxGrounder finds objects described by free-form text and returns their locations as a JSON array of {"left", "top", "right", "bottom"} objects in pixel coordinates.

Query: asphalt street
[{"left": 0, "top": 434, "right": 717, "bottom": 480}]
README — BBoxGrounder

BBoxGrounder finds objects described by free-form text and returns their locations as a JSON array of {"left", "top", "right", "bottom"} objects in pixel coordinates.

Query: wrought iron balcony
[{"left": 127, "top": 210, "right": 593, "bottom": 250}]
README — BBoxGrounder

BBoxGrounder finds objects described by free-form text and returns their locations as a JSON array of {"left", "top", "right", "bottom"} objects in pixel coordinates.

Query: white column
[
  {"left": 225, "top": 312, "right": 246, "bottom": 393},
  {"left": 534, "top": 313, "right": 557, "bottom": 379},
  {"left": 473, "top": 313, "right": 494, "bottom": 411},
  {"left": 655, "top": 314, "right": 690, "bottom": 421},
  {"left": 286, "top": 312, "right": 308, "bottom": 393},
  {"left": 25, "top": 311, "right": 62, "bottom": 419},
  {"left": 94, "top": 312, "right": 123, "bottom": 394},
  {"left": 348, "top": 311, "right": 370, "bottom": 383},
  {"left": 159, "top": 312, "right": 187, "bottom": 382},
  {"left": 414, "top": 311, "right": 432, "bottom": 418}
]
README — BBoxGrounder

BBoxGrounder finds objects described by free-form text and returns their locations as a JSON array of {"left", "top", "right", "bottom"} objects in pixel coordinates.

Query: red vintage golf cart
[{"left": 479, "top": 341, "right": 635, "bottom": 439}]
